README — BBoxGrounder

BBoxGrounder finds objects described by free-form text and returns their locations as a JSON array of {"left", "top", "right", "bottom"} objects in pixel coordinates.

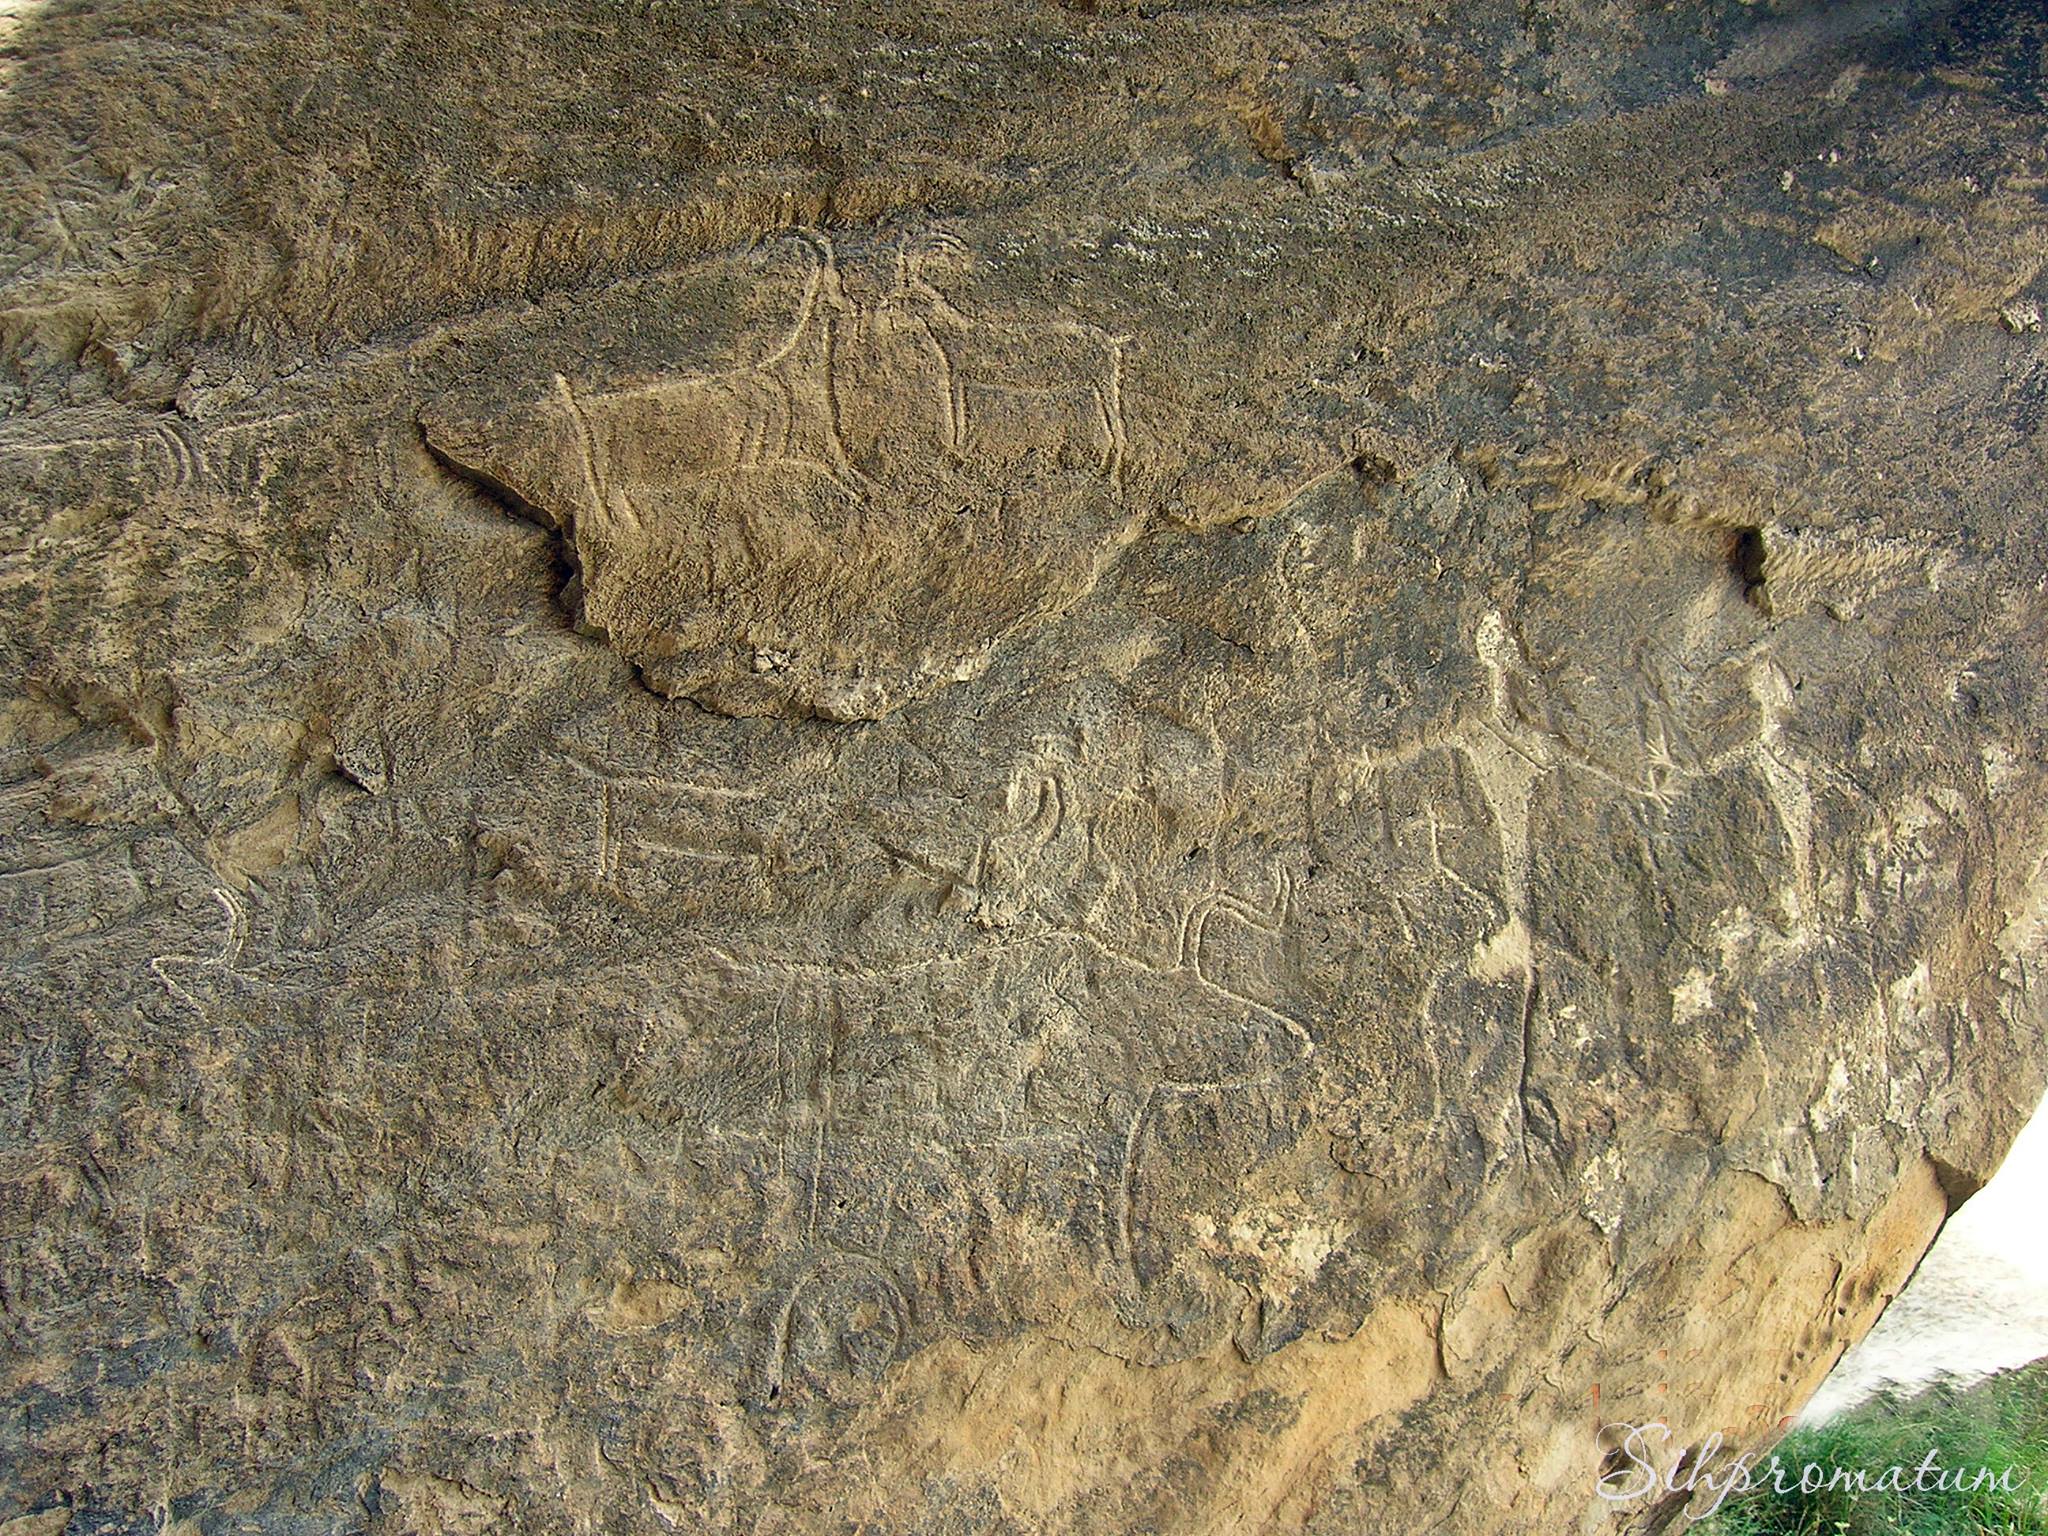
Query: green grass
[{"left": 1695, "top": 1362, "right": 2048, "bottom": 1535}]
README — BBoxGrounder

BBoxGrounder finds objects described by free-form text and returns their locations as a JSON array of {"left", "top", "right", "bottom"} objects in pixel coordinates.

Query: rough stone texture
[{"left": 3, "top": 1, "right": 2047, "bottom": 1532}]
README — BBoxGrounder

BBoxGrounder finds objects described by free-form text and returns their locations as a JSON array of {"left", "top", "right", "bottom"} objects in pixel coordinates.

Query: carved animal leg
[
  {"left": 555, "top": 372, "right": 638, "bottom": 535},
  {"left": 1102, "top": 339, "right": 1131, "bottom": 495}
]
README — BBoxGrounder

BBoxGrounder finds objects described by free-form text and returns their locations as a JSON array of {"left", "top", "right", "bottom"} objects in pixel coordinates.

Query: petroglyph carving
[
  {"left": 1112, "top": 1075, "right": 1278, "bottom": 1298},
  {"left": 148, "top": 416, "right": 208, "bottom": 486},
  {"left": 147, "top": 886, "right": 248, "bottom": 1024},
  {"left": 422, "top": 231, "right": 1144, "bottom": 720},
  {"left": 760, "top": 1250, "right": 912, "bottom": 1404},
  {"left": 1340, "top": 610, "right": 1833, "bottom": 936},
  {"left": 1332, "top": 609, "right": 1841, "bottom": 1164},
  {"left": 545, "top": 232, "right": 1127, "bottom": 509},
  {"left": 545, "top": 745, "right": 770, "bottom": 894},
  {"left": 1178, "top": 864, "right": 1293, "bottom": 985},
  {"left": 957, "top": 748, "right": 1076, "bottom": 929},
  {"left": 10, "top": 5, "right": 2048, "bottom": 1534}
]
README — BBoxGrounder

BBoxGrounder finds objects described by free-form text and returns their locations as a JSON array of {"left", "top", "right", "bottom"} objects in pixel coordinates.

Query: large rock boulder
[{"left": 2, "top": 1, "right": 2046, "bottom": 1531}]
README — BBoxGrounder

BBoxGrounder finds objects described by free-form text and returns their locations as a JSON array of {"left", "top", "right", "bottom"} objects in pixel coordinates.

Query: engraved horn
[{"left": 780, "top": 227, "right": 848, "bottom": 309}]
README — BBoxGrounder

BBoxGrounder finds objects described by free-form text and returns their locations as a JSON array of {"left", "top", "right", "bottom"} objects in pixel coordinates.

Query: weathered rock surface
[{"left": 3, "top": 1, "right": 2047, "bottom": 1532}]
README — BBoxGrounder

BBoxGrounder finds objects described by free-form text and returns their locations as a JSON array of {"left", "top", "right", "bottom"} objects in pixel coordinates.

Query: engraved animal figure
[
  {"left": 1339, "top": 612, "right": 1837, "bottom": 1167},
  {"left": 890, "top": 232, "right": 1130, "bottom": 495},
  {"left": 548, "top": 231, "right": 1130, "bottom": 529},
  {"left": 547, "top": 235, "right": 868, "bottom": 529},
  {"left": 420, "top": 231, "right": 1146, "bottom": 718}
]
